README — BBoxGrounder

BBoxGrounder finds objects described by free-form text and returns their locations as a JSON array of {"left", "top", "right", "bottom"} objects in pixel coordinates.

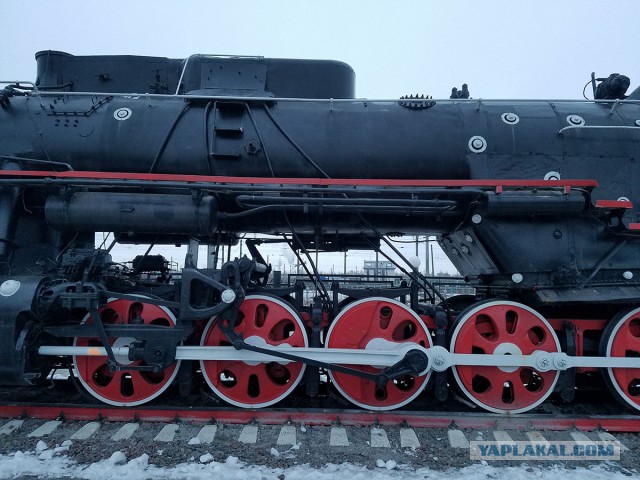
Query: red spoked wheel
[
  {"left": 325, "top": 297, "right": 432, "bottom": 411},
  {"left": 73, "top": 298, "right": 181, "bottom": 407},
  {"left": 200, "top": 295, "right": 308, "bottom": 408},
  {"left": 601, "top": 307, "right": 640, "bottom": 412},
  {"left": 450, "top": 300, "right": 560, "bottom": 414}
]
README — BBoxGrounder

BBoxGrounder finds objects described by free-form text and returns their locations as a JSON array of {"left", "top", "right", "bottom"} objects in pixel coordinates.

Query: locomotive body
[{"left": 0, "top": 51, "right": 639, "bottom": 414}]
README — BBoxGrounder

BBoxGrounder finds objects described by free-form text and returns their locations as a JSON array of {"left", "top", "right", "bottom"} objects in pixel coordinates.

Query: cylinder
[
  {"left": 485, "top": 191, "right": 586, "bottom": 216},
  {"left": 45, "top": 192, "right": 217, "bottom": 235}
]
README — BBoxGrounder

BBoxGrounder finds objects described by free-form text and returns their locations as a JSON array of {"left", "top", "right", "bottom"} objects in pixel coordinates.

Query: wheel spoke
[
  {"left": 470, "top": 332, "right": 499, "bottom": 354},
  {"left": 612, "top": 322, "right": 640, "bottom": 357}
]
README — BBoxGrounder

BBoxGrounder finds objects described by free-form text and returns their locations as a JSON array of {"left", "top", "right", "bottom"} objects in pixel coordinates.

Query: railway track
[
  {"left": 1, "top": 384, "right": 639, "bottom": 473},
  {"left": 1, "top": 402, "right": 639, "bottom": 431},
  {"left": 0, "top": 410, "right": 638, "bottom": 474}
]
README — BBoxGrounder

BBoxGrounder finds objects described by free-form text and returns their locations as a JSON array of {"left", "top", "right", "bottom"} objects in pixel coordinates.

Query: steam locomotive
[{"left": 0, "top": 50, "right": 639, "bottom": 414}]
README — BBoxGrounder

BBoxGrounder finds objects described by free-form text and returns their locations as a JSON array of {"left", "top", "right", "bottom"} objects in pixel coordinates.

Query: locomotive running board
[{"left": 0, "top": 169, "right": 599, "bottom": 190}]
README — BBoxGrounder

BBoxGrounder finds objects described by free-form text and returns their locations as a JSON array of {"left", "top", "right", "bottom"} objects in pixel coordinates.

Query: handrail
[
  {"left": 2, "top": 84, "right": 639, "bottom": 106},
  {"left": 0, "top": 81, "right": 38, "bottom": 92},
  {"left": 558, "top": 125, "right": 640, "bottom": 135}
]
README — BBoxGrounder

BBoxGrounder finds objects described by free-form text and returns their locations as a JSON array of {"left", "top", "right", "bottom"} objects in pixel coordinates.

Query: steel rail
[{"left": 0, "top": 403, "right": 639, "bottom": 431}]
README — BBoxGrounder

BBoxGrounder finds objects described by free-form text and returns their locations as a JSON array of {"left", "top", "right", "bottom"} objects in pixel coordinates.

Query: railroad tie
[
  {"left": 153, "top": 424, "right": 179, "bottom": 442},
  {"left": 27, "top": 421, "right": 62, "bottom": 438},
  {"left": 399, "top": 428, "right": 420, "bottom": 448},
  {"left": 0, "top": 420, "right": 23, "bottom": 435},
  {"left": 110, "top": 423, "right": 139, "bottom": 441},
  {"left": 597, "top": 431, "right": 629, "bottom": 452},
  {"left": 329, "top": 426, "right": 349, "bottom": 447},
  {"left": 238, "top": 425, "right": 258, "bottom": 444},
  {"left": 370, "top": 427, "right": 391, "bottom": 448},
  {"left": 195, "top": 425, "right": 218, "bottom": 444},
  {"left": 276, "top": 425, "right": 297, "bottom": 446},
  {"left": 526, "top": 431, "right": 550, "bottom": 447},
  {"left": 70, "top": 422, "right": 100, "bottom": 440},
  {"left": 447, "top": 429, "right": 470, "bottom": 448}
]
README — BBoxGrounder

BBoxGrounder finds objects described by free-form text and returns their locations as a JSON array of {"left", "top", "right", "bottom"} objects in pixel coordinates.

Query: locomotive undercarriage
[{"left": 1, "top": 171, "right": 640, "bottom": 415}]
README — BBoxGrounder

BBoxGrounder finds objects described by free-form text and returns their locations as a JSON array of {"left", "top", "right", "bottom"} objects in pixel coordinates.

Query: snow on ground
[{"left": 0, "top": 451, "right": 633, "bottom": 480}]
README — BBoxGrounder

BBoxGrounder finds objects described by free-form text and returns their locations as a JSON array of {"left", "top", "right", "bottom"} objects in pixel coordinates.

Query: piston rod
[{"left": 38, "top": 344, "right": 640, "bottom": 372}]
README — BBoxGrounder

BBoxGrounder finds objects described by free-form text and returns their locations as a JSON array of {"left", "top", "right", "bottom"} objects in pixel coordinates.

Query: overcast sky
[
  {"left": 3, "top": 0, "right": 639, "bottom": 99},
  {"left": 3, "top": 1, "right": 639, "bottom": 274}
]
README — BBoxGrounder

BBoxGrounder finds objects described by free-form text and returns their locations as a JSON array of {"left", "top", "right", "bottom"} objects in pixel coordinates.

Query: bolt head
[
  {"left": 468, "top": 136, "right": 487, "bottom": 153},
  {"left": 539, "top": 358, "right": 549, "bottom": 368},
  {"left": 502, "top": 113, "right": 519, "bottom": 124},
  {"left": 568, "top": 115, "right": 584, "bottom": 126},
  {"left": 221, "top": 289, "right": 236, "bottom": 304}
]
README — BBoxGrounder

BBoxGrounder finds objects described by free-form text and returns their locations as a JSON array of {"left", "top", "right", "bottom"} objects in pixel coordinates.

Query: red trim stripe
[
  {"left": 596, "top": 199, "right": 633, "bottom": 209},
  {"left": 0, "top": 170, "right": 600, "bottom": 188}
]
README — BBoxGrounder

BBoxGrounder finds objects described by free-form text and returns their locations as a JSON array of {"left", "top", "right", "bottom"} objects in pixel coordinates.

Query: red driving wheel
[
  {"left": 601, "top": 306, "right": 640, "bottom": 411},
  {"left": 450, "top": 300, "right": 560, "bottom": 413},
  {"left": 325, "top": 297, "right": 432, "bottom": 410},
  {"left": 200, "top": 295, "right": 308, "bottom": 408},
  {"left": 73, "top": 298, "right": 181, "bottom": 406}
]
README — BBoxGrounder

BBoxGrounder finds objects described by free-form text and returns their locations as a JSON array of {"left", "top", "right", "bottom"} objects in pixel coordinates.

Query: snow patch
[
  {"left": 0, "top": 450, "right": 636, "bottom": 480},
  {"left": 109, "top": 451, "right": 127, "bottom": 466},
  {"left": 199, "top": 453, "right": 214, "bottom": 464}
]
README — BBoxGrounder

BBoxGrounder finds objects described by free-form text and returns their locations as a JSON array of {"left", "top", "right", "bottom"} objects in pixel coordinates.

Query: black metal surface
[{"left": 0, "top": 51, "right": 639, "bottom": 413}]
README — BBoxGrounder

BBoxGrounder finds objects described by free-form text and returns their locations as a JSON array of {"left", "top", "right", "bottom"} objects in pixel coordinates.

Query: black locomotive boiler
[{"left": 0, "top": 51, "right": 639, "bottom": 414}]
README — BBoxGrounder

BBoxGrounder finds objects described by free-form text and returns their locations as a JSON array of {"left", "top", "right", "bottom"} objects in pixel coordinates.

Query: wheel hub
[{"left": 493, "top": 342, "right": 523, "bottom": 373}]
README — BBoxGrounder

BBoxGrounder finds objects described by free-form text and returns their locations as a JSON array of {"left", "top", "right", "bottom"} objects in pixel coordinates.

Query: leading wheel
[
  {"left": 450, "top": 300, "right": 560, "bottom": 414},
  {"left": 200, "top": 295, "right": 308, "bottom": 408},
  {"left": 325, "top": 297, "right": 432, "bottom": 411},
  {"left": 73, "top": 298, "right": 181, "bottom": 407},
  {"left": 601, "top": 306, "right": 640, "bottom": 412}
]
